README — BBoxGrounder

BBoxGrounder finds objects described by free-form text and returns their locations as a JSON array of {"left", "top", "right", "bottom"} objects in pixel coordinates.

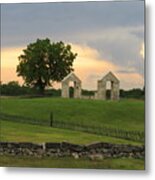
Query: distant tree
[
  {"left": 142, "top": 86, "right": 145, "bottom": 95},
  {"left": 16, "top": 38, "right": 77, "bottom": 94},
  {"left": 1, "top": 81, "right": 21, "bottom": 95},
  {"left": 81, "top": 89, "right": 95, "bottom": 96},
  {"left": 120, "top": 88, "right": 144, "bottom": 99},
  {"left": 7, "top": 81, "right": 19, "bottom": 87}
]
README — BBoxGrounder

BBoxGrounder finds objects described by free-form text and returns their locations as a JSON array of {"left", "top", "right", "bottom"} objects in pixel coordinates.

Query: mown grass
[
  {"left": 1, "top": 97, "right": 144, "bottom": 131},
  {"left": 0, "top": 120, "right": 142, "bottom": 145},
  {"left": 0, "top": 97, "right": 145, "bottom": 170},
  {"left": 0, "top": 155, "right": 144, "bottom": 170}
]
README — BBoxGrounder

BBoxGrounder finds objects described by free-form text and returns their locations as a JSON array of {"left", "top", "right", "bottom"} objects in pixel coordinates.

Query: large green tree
[{"left": 16, "top": 38, "right": 77, "bottom": 94}]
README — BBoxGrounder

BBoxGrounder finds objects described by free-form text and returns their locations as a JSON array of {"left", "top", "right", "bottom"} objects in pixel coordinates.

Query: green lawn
[
  {"left": 1, "top": 97, "right": 144, "bottom": 131},
  {"left": 0, "top": 97, "right": 145, "bottom": 170},
  {"left": 0, "top": 120, "right": 142, "bottom": 145},
  {"left": 0, "top": 155, "right": 144, "bottom": 170}
]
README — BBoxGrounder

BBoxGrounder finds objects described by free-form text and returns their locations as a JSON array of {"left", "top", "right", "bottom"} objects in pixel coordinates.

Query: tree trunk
[
  {"left": 37, "top": 78, "right": 45, "bottom": 95},
  {"left": 38, "top": 85, "right": 45, "bottom": 95}
]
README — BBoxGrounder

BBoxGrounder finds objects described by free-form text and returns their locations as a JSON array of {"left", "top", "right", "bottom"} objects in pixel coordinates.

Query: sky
[{"left": 1, "top": 0, "right": 145, "bottom": 90}]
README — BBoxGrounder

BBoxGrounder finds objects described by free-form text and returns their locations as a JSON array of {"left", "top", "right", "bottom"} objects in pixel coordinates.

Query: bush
[
  {"left": 0, "top": 81, "right": 37, "bottom": 96},
  {"left": 120, "top": 88, "right": 144, "bottom": 99}
]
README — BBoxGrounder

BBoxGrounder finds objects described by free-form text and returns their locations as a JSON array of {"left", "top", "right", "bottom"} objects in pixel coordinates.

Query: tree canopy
[{"left": 16, "top": 38, "right": 77, "bottom": 94}]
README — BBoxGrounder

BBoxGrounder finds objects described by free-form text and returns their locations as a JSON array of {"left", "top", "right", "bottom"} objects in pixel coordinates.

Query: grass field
[
  {"left": 0, "top": 97, "right": 145, "bottom": 169},
  {"left": 0, "top": 156, "right": 144, "bottom": 170},
  {"left": 1, "top": 97, "right": 144, "bottom": 131},
  {"left": 0, "top": 120, "right": 142, "bottom": 145}
]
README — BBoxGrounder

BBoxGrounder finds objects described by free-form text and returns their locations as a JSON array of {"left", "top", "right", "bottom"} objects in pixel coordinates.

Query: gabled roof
[
  {"left": 62, "top": 72, "right": 81, "bottom": 83},
  {"left": 101, "top": 71, "right": 119, "bottom": 83}
]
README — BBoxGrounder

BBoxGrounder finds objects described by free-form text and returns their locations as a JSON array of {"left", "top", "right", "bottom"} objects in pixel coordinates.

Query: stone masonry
[
  {"left": 0, "top": 142, "right": 144, "bottom": 159},
  {"left": 96, "top": 72, "right": 120, "bottom": 100},
  {"left": 61, "top": 73, "right": 82, "bottom": 98},
  {"left": 61, "top": 72, "right": 120, "bottom": 100}
]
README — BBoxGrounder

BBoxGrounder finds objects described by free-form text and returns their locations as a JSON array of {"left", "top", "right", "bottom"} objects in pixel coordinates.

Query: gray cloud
[
  {"left": 1, "top": 1, "right": 145, "bottom": 88},
  {"left": 1, "top": 1, "right": 144, "bottom": 47},
  {"left": 116, "top": 70, "right": 138, "bottom": 74},
  {"left": 76, "top": 26, "right": 144, "bottom": 77}
]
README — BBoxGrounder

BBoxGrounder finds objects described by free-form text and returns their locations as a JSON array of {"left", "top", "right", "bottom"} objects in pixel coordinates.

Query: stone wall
[
  {"left": 61, "top": 73, "right": 82, "bottom": 98},
  {"left": 0, "top": 142, "right": 144, "bottom": 160},
  {"left": 96, "top": 72, "right": 120, "bottom": 100}
]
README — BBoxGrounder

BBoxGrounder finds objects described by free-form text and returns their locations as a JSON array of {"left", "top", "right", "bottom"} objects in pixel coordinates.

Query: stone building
[
  {"left": 95, "top": 72, "right": 120, "bottom": 100},
  {"left": 61, "top": 73, "right": 82, "bottom": 98},
  {"left": 61, "top": 71, "right": 120, "bottom": 100}
]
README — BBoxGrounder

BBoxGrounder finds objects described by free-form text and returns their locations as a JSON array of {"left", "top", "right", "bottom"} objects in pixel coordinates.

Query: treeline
[
  {"left": 0, "top": 81, "right": 36, "bottom": 96},
  {"left": 0, "top": 81, "right": 144, "bottom": 99},
  {"left": 82, "top": 89, "right": 145, "bottom": 99},
  {"left": 0, "top": 81, "right": 61, "bottom": 97},
  {"left": 120, "top": 88, "right": 145, "bottom": 99}
]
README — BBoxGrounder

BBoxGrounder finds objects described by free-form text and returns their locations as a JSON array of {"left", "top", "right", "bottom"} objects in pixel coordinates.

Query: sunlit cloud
[
  {"left": 70, "top": 43, "right": 118, "bottom": 89},
  {"left": 140, "top": 42, "right": 144, "bottom": 60},
  {"left": 1, "top": 47, "right": 23, "bottom": 84},
  {"left": 1, "top": 47, "right": 23, "bottom": 68},
  {"left": 1, "top": 67, "right": 23, "bottom": 84},
  {"left": 118, "top": 73, "right": 144, "bottom": 89},
  {"left": 73, "top": 26, "right": 144, "bottom": 43},
  {"left": 1, "top": 1, "right": 144, "bottom": 90},
  {"left": 70, "top": 43, "right": 144, "bottom": 90},
  {"left": 68, "top": 25, "right": 144, "bottom": 79},
  {"left": 1, "top": 43, "right": 144, "bottom": 90}
]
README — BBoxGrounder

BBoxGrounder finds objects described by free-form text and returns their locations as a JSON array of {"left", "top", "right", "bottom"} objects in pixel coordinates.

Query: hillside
[{"left": 1, "top": 97, "right": 144, "bottom": 132}]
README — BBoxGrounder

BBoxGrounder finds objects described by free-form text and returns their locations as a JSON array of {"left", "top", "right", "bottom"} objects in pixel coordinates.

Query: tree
[
  {"left": 1, "top": 81, "right": 21, "bottom": 95},
  {"left": 16, "top": 38, "right": 77, "bottom": 94}
]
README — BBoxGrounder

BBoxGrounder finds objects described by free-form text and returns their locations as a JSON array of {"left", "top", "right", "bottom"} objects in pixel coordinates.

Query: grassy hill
[
  {"left": 0, "top": 155, "right": 144, "bottom": 170},
  {"left": 1, "top": 120, "right": 142, "bottom": 145},
  {"left": 0, "top": 97, "right": 145, "bottom": 169},
  {"left": 1, "top": 97, "right": 144, "bottom": 131}
]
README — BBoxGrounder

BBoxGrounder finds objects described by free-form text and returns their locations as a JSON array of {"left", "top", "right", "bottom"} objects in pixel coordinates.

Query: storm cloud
[{"left": 1, "top": 1, "right": 145, "bottom": 89}]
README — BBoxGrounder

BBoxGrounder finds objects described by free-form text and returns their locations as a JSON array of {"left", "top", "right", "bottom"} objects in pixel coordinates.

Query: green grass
[
  {"left": 0, "top": 97, "right": 145, "bottom": 169},
  {"left": 0, "top": 155, "right": 144, "bottom": 170},
  {"left": 1, "top": 97, "right": 144, "bottom": 131},
  {"left": 0, "top": 120, "right": 142, "bottom": 145}
]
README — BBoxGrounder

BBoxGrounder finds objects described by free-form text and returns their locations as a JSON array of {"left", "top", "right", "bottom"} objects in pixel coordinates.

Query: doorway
[
  {"left": 69, "top": 81, "right": 74, "bottom": 98},
  {"left": 106, "top": 81, "right": 111, "bottom": 100}
]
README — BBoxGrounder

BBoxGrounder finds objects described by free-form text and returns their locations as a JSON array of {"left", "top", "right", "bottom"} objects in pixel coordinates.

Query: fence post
[{"left": 50, "top": 112, "right": 53, "bottom": 127}]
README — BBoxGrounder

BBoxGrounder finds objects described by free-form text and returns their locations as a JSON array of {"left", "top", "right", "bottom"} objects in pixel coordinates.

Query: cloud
[
  {"left": 1, "top": 0, "right": 144, "bottom": 90},
  {"left": 70, "top": 43, "right": 144, "bottom": 90},
  {"left": 1, "top": 47, "right": 23, "bottom": 68},
  {"left": 1, "top": 67, "right": 23, "bottom": 84},
  {"left": 118, "top": 73, "right": 144, "bottom": 90},
  {"left": 73, "top": 26, "right": 144, "bottom": 78},
  {"left": 140, "top": 42, "right": 145, "bottom": 60},
  {"left": 1, "top": 1, "right": 144, "bottom": 48},
  {"left": 1, "top": 47, "right": 23, "bottom": 84},
  {"left": 1, "top": 43, "right": 144, "bottom": 90},
  {"left": 73, "top": 26, "right": 144, "bottom": 43},
  {"left": 116, "top": 70, "right": 137, "bottom": 74},
  {"left": 70, "top": 43, "right": 118, "bottom": 89}
]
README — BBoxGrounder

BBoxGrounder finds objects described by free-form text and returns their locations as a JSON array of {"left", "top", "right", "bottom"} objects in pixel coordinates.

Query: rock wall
[
  {"left": 0, "top": 142, "right": 144, "bottom": 159},
  {"left": 61, "top": 73, "right": 82, "bottom": 98}
]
